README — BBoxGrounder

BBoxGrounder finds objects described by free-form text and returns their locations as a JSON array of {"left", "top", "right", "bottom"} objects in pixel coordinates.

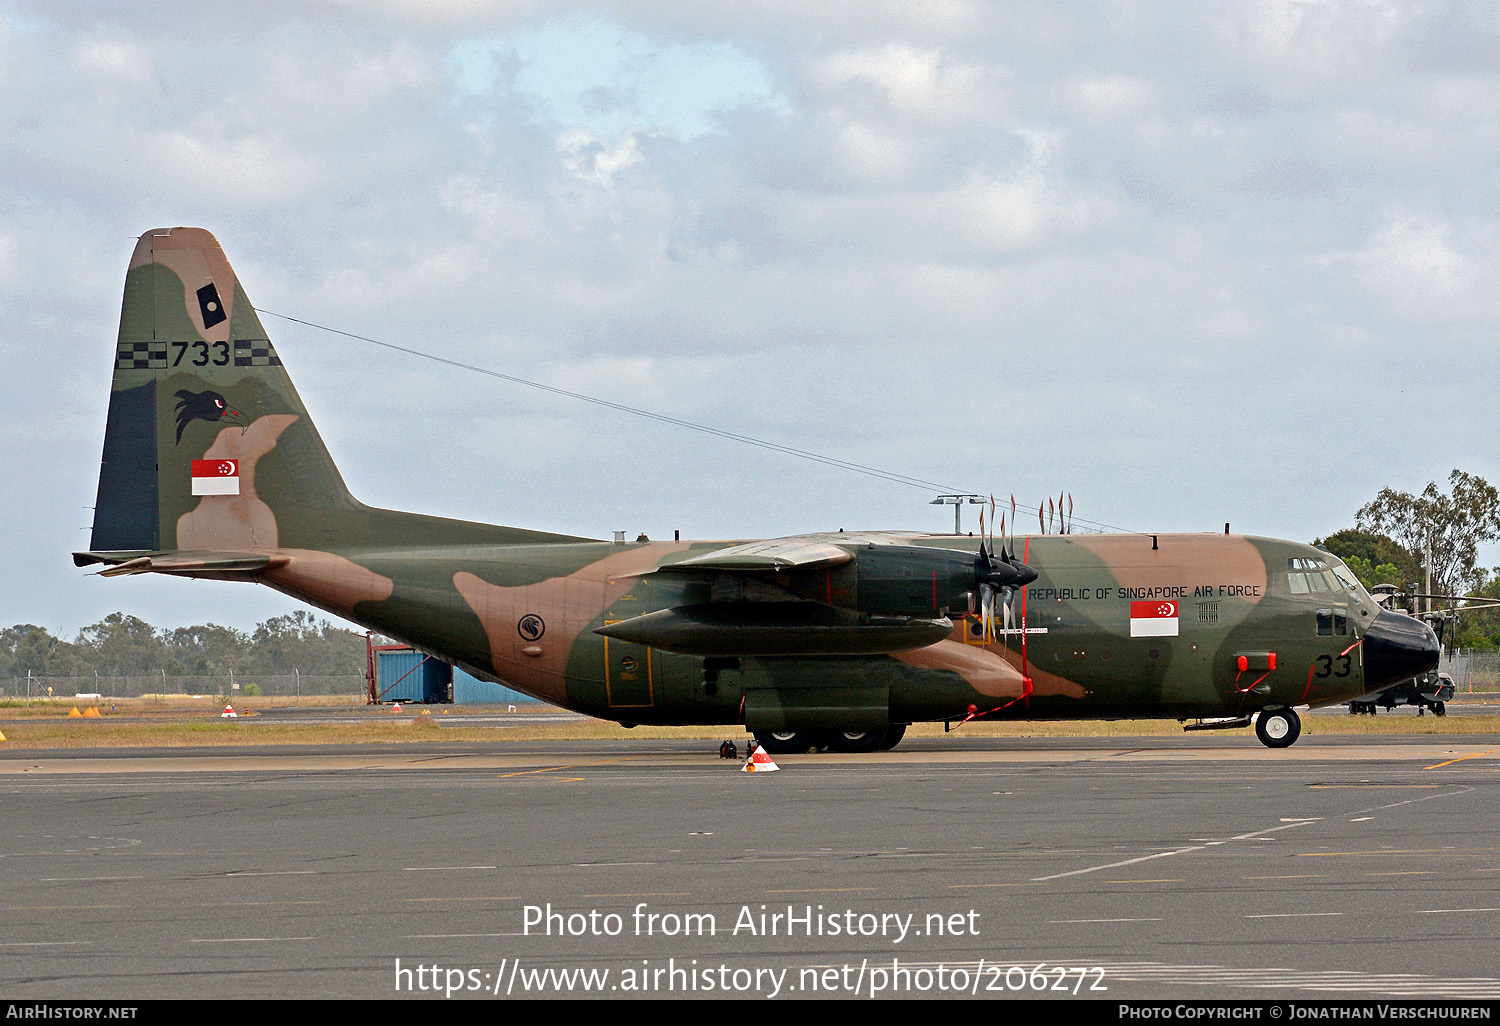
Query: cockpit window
[{"left": 1287, "top": 556, "right": 1360, "bottom": 595}]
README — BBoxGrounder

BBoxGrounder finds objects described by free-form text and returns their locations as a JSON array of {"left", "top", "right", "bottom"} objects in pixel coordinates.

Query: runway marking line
[
  {"left": 1245, "top": 912, "right": 1343, "bottom": 918},
  {"left": 1244, "top": 875, "right": 1325, "bottom": 880},
  {"left": 1032, "top": 818, "right": 1317, "bottom": 883},
  {"left": 1366, "top": 871, "right": 1434, "bottom": 876},
  {"left": 1298, "top": 848, "right": 1497, "bottom": 857},
  {"left": 1426, "top": 748, "right": 1499, "bottom": 770},
  {"left": 948, "top": 882, "right": 1039, "bottom": 889},
  {"left": 203, "top": 900, "right": 329, "bottom": 906},
  {"left": 188, "top": 936, "right": 318, "bottom": 943},
  {"left": 404, "top": 865, "right": 497, "bottom": 871},
  {"left": 3, "top": 904, "right": 127, "bottom": 911},
  {"left": 403, "top": 896, "right": 519, "bottom": 902},
  {"left": 1104, "top": 879, "right": 1185, "bottom": 883},
  {"left": 496, "top": 760, "right": 622, "bottom": 778},
  {"left": 1413, "top": 908, "right": 1500, "bottom": 914},
  {"left": 1049, "top": 918, "right": 1161, "bottom": 923},
  {"left": 582, "top": 892, "right": 691, "bottom": 898},
  {"left": 764, "top": 888, "right": 875, "bottom": 894}
]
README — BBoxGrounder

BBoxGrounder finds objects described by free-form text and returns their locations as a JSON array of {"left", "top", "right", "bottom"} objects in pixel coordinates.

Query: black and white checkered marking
[
  {"left": 233, "top": 339, "right": 282, "bottom": 367},
  {"left": 115, "top": 341, "right": 169, "bottom": 369}
]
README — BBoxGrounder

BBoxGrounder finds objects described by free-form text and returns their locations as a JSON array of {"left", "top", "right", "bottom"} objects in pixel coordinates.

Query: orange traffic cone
[
  {"left": 221, "top": 705, "right": 237, "bottom": 718},
  {"left": 743, "top": 745, "right": 780, "bottom": 773},
  {"left": 83, "top": 706, "right": 101, "bottom": 718},
  {"left": 390, "top": 702, "right": 403, "bottom": 713},
  {"left": 68, "top": 707, "right": 83, "bottom": 717}
]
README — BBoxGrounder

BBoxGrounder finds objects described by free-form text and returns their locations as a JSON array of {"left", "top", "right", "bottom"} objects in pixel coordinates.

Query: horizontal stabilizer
[
  {"left": 73, "top": 550, "right": 290, "bottom": 577},
  {"left": 595, "top": 602, "right": 951, "bottom": 656}
]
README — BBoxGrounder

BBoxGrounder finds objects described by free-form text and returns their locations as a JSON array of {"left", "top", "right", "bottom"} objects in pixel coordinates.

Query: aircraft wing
[
  {"left": 594, "top": 534, "right": 1003, "bottom": 657},
  {"left": 655, "top": 539, "right": 854, "bottom": 573}
]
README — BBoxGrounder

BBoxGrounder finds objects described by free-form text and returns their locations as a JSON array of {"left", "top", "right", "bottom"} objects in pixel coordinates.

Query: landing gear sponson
[{"left": 754, "top": 725, "right": 908, "bottom": 754}]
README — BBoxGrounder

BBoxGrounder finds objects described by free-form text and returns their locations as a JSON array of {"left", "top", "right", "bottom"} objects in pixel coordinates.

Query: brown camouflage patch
[
  {"left": 147, "top": 227, "right": 236, "bottom": 342},
  {"left": 175, "top": 415, "right": 297, "bottom": 550},
  {"left": 262, "top": 549, "right": 396, "bottom": 617},
  {"left": 453, "top": 543, "right": 692, "bottom": 704},
  {"left": 1066, "top": 534, "right": 1269, "bottom": 601}
]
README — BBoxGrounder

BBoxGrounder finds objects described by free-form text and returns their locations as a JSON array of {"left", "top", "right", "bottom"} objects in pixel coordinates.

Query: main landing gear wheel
[
  {"left": 821, "top": 729, "right": 885, "bottom": 753},
  {"left": 1255, "top": 708, "right": 1301, "bottom": 749},
  {"left": 754, "top": 731, "right": 816, "bottom": 754},
  {"left": 1434, "top": 702, "right": 1447, "bottom": 716},
  {"left": 878, "top": 724, "right": 907, "bottom": 750}
]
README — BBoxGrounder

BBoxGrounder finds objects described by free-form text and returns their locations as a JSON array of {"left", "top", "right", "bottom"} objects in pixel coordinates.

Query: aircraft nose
[{"left": 1362, "top": 609, "right": 1440, "bottom": 691}]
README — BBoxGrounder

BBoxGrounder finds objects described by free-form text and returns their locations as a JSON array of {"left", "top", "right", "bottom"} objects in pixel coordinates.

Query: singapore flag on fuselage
[
  {"left": 191, "top": 459, "right": 239, "bottom": 496},
  {"left": 1130, "top": 600, "right": 1179, "bottom": 637}
]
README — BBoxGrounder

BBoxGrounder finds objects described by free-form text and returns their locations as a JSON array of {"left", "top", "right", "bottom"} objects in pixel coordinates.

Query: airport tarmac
[{"left": 1, "top": 735, "right": 1497, "bottom": 1001}]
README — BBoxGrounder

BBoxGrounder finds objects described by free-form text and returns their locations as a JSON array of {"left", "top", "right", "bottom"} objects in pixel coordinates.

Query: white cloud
[
  {"left": 556, "top": 127, "right": 644, "bottom": 186},
  {"left": 814, "top": 43, "right": 981, "bottom": 118},
  {"left": 1351, "top": 215, "right": 1475, "bottom": 310},
  {"left": 1219, "top": 0, "right": 1415, "bottom": 83},
  {"left": 1060, "top": 75, "right": 1158, "bottom": 119},
  {"left": 68, "top": 34, "right": 152, "bottom": 85}
]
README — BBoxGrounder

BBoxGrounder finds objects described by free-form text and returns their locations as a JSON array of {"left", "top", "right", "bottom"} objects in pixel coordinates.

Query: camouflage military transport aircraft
[{"left": 75, "top": 228, "right": 1441, "bottom": 751}]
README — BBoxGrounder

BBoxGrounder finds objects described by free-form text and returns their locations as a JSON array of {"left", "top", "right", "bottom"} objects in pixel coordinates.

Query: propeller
[{"left": 975, "top": 532, "right": 1038, "bottom": 643}]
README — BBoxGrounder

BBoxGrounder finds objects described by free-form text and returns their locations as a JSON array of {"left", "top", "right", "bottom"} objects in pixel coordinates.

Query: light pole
[{"left": 930, "top": 494, "right": 983, "bottom": 535}]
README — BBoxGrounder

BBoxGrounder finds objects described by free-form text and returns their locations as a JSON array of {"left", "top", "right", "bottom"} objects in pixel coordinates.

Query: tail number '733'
[{"left": 172, "top": 340, "right": 231, "bottom": 367}]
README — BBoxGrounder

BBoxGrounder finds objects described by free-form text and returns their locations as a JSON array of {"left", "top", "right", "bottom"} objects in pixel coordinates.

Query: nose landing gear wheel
[{"left": 1255, "top": 708, "right": 1301, "bottom": 749}]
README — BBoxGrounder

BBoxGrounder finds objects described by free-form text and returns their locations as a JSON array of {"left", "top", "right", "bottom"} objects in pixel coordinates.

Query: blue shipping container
[
  {"left": 375, "top": 650, "right": 451, "bottom": 703},
  {"left": 453, "top": 667, "right": 541, "bottom": 705}
]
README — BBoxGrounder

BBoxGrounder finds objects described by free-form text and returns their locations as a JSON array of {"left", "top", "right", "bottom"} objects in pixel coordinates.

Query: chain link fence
[
  {"left": 1, "top": 674, "right": 366, "bottom": 699},
  {"left": 1441, "top": 651, "right": 1500, "bottom": 691}
]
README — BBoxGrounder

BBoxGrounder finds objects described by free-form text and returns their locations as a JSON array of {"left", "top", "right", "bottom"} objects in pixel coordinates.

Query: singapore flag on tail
[
  {"left": 191, "top": 459, "right": 239, "bottom": 496},
  {"left": 1130, "top": 600, "right": 1179, "bottom": 637}
]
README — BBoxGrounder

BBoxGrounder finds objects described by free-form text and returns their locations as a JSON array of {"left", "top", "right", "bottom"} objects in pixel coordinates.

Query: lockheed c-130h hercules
[{"left": 76, "top": 228, "right": 1441, "bottom": 752}]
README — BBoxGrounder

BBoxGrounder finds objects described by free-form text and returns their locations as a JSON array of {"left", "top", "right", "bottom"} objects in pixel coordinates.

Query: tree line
[
  {"left": 1316, "top": 469, "right": 1500, "bottom": 651},
  {"left": 0, "top": 609, "right": 368, "bottom": 679}
]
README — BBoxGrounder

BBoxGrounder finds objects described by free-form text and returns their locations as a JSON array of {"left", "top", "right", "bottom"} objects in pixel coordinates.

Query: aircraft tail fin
[
  {"left": 84, "top": 227, "right": 362, "bottom": 558},
  {"left": 81, "top": 227, "right": 570, "bottom": 567}
]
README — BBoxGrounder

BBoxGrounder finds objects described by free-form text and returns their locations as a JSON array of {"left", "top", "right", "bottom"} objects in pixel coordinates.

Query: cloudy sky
[{"left": 3, "top": 0, "right": 1497, "bottom": 636}]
